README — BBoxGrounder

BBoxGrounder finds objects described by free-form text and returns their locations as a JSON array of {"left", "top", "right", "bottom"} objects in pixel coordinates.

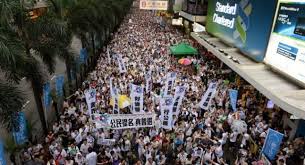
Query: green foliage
[{"left": 0, "top": 82, "right": 24, "bottom": 132}]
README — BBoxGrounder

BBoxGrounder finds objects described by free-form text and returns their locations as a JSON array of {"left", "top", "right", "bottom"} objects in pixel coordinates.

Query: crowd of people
[{"left": 20, "top": 5, "right": 305, "bottom": 165}]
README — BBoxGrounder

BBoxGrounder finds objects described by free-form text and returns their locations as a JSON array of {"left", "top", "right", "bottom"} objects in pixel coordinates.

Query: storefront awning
[{"left": 191, "top": 32, "right": 305, "bottom": 120}]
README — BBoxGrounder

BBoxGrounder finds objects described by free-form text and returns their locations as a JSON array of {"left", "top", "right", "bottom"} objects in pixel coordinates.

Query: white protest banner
[
  {"left": 97, "top": 139, "right": 116, "bottom": 146},
  {"left": 108, "top": 114, "right": 155, "bottom": 129},
  {"left": 164, "top": 72, "right": 177, "bottom": 96},
  {"left": 140, "top": 0, "right": 168, "bottom": 10},
  {"left": 112, "top": 87, "right": 120, "bottom": 114},
  {"left": 199, "top": 82, "right": 218, "bottom": 110},
  {"left": 131, "top": 84, "right": 144, "bottom": 114},
  {"left": 107, "top": 48, "right": 111, "bottom": 64},
  {"left": 160, "top": 96, "right": 174, "bottom": 130},
  {"left": 173, "top": 86, "right": 186, "bottom": 115},
  {"left": 85, "top": 89, "right": 96, "bottom": 115},
  {"left": 145, "top": 69, "right": 152, "bottom": 93},
  {"left": 117, "top": 54, "right": 127, "bottom": 73},
  {"left": 93, "top": 113, "right": 111, "bottom": 128},
  {"left": 109, "top": 78, "right": 113, "bottom": 97}
]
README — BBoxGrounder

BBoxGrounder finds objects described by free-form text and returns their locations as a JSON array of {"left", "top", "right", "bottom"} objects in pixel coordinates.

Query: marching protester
[{"left": 19, "top": 3, "right": 305, "bottom": 165}]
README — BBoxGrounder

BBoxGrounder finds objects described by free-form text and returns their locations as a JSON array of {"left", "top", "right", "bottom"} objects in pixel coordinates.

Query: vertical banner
[
  {"left": 110, "top": 78, "right": 114, "bottom": 97},
  {"left": 164, "top": 72, "right": 177, "bottom": 96},
  {"left": 131, "top": 84, "right": 144, "bottom": 114},
  {"left": 55, "top": 75, "right": 64, "bottom": 97},
  {"left": 145, "top": 69, "right": 152, "bottom": 93},
  {"left": 262, "top": 129, "right": 284, "bottom": 161},
  {"left": 0, "top": 140, "right": 6, "bottom": 165},
  {"left": 160, "top": 96, "right": 174, "bottom": 130},
  {"left": 172, "top": 86, "right": 186, "bottom": 115},
  {"left": 117, "top": 54, "right": 127, "bottom": 73},
  {"left": 229, "top": 89, "right": 238, "bottom": 112},
  {"left": 107, "top": 48, "right": 111, "bottom": 64},
  {"left": 199, "top": 82, "right": 218, "bottom": 110},
  {"left": 13, "top": 112, "right": 28, "bottom": 145},
  {"left": 79, "top": 48, "right": 88, "bottom": 64},
  {"left": 85, "top": 89, "right": 96, "bottom": 116},
  {"left": 43, "top": 82, "right": 51, "bottom": 110},
  {"left": 112, "top": 87, "right": 120, "bottom": 114}
]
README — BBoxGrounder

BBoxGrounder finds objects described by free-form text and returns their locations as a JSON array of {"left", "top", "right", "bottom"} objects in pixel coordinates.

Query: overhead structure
[{"left": 170, "top": 43, "right": 198, "bottom": 56}]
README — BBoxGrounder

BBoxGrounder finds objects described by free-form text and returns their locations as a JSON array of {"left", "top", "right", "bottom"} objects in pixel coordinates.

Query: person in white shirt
[
  {"left": 74, "top": 152, "right": 85, "bottom": 165},
  {"left": 80, "top": 140, "right": 90, "bottom": 155},
  {"left": 85, "top": 147, "right": 97, "bottom": 165},
  {"left": 145, "top": 157, "right": 156, "bottom": 165}
]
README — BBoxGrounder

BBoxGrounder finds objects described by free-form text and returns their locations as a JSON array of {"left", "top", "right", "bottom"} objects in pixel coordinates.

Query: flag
[
  {"left": 13, "top": 112, "right": 28, "bottom": 145},
  {"left": 0, "top": 140, "right": 6, "bottom": 165},
  {"left": 55, "top": 75, "right": 64, "bottom": 97},
  {"left": 262, "top": 128, "right": 284, "bottom": 160},
  {"left": 199, "top": 82, "right": 217, "bottom": 110},
  {"left": 229, "top": 89, "right": 238, "bottom": 112},
  {"left": 43, "top": 82, "right": 51, "bottom": 110}
]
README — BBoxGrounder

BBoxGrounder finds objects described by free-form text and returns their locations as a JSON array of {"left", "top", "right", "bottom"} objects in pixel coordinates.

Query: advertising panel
[
  {"left": 206, "top": 0, "right": 277, "bottom": 62},
  {"left": 140, "top": 0, "right": 168, "bottom": 11},
  {"left": 265, "top": 0, "right": 305, "bottom": 84}
]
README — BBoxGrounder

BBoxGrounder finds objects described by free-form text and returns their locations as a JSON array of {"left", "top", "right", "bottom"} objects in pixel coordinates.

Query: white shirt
[
  {"left": 85, "top": 152, "right": 97, "bottom": 165},
  {"left": 230, "top": 132, "right": 239, "bottom": 143},
  {"left": 80, "top": 143, "right": 90, "bottom": 154}
]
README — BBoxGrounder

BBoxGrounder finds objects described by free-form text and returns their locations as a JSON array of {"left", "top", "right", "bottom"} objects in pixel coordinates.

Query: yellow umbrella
[{"left": 110, "top": 95, "right": 131, "bottom": 109}]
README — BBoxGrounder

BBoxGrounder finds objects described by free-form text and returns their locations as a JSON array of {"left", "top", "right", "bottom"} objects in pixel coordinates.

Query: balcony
[
  {"left": 182, "top": 0, "right": 207, "bottom": 16},
  {"left": 179, "top": 0, "right": 207, "bottom": 23}
]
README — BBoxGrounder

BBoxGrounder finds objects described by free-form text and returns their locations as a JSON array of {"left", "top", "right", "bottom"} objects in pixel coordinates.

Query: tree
[{"left": 0, "top": 82, "right": 24, "bottom": 132}]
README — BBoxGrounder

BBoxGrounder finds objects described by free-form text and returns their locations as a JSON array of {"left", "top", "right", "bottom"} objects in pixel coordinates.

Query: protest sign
[
  {"left": 164, "top": 72, "right": 176, "bottom": 96},
  {"left": 199, "top": 82, "right": 217, "bottom": 110},
  {"left": 229, "top": 89, "right": 238, "bottom": 112},
  {"left": 131, "top": 84, "right": 144, "bottom": 114},
  {"left": 262, "top": 128, "right": 284, "bottom": 160},
  {"left": 172, "top": 86, "right": 186, "bottom": 115},
  {"left": 160, "top": 96, "right": 174, "bottom": 129},
  {"left": 94, "top": 113, "right": 155, "bottom": 129},
  {"left": 85, "top": 89, "right": 96, "bottom": 115}
]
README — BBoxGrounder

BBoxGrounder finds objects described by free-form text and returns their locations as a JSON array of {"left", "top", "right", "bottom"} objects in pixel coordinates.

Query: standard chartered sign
[{"left": 213, "top": 2, "right": 237, "bottom": 29}]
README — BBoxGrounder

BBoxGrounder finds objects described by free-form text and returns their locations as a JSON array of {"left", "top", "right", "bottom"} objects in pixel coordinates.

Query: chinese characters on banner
[
  {"left": 139, "top": 0, "right": 168, "bottom": 10},
  {"left": 43, "top": 82, "right": 51, "bottom": 110},
  {"left": 85, "top": 89, "right": 96, "bottom": 116},
  {"left": 145, "top": 69, "right": 152, "bottom": 93},
  {"left": 55, "top": 74, "right": 64, "bottom": 97},
  {"left": 164, "top": 72, "right": 177, "bottom": 96},
  {"left": 173, "top": 86, "right": 186, "bottom": 116},
  {"left": 229, "top": 89, "right": 238, "bottom": 112},
  {"left": 112, "top": 87, "right": 120, "bottom": 114},
  {"left": 160, "top": 96, "right": 174, "bottom": 130},
  {"left": 94, "top": 114, "right": 155, "bottom": 129},
  {"left": 131, "top": 84, "right": 144, "bottom": 114},
  {"left": 262, "top": 128, "right": 284, "bottom": 160},
  {"left": 117, "top": 54, "right": 127, "bottom": 73},
  {"left": 199, "top": 82, "right": 218, "bottom": 110},
  {"left": 13, "top": 112, "right": 28, "bottom": 145},
  {"left": 93, "top": 113, "right": 111, "bottom": 129}
]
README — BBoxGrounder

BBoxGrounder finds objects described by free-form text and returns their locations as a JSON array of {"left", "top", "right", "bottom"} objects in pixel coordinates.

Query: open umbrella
[
  {"left": 178, "top": 58, "right": 192, "bottom": 65},
  {"left": 110, "top": 95, "right": 131, "bottom": 109}
]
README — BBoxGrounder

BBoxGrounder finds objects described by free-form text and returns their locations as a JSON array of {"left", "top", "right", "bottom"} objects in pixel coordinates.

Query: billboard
[
  {"left": 265, "top": 0, "right": 305, "bottom": 85},
  {"left": 206, "top": 0, "right": 277, "bottom": 62},
  {"left": 140, "top": 0, "right": 168, "bottom": 11}
]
